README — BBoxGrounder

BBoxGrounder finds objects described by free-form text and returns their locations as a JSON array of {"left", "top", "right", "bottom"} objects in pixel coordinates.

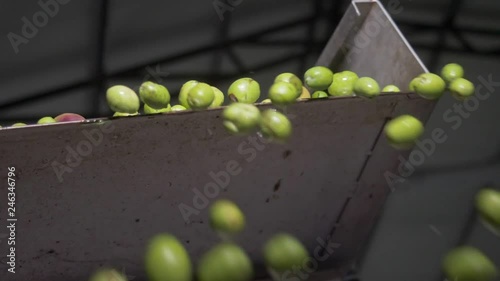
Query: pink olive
[{"left": 54, "top": 113, "right": 86, "bottom": 122}]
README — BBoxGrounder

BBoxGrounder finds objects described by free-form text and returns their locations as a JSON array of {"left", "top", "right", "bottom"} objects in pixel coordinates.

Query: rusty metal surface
[{"left": 0, "top": 1, "right": 435, "bottom": 280}]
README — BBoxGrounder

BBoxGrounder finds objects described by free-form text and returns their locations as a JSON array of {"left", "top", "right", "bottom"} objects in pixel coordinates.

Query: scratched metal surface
[{"left": 0, "top": 1, "right": 434, "bottom": 280}]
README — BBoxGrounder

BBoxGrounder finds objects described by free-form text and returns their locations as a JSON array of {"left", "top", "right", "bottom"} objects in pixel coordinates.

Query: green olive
[
  {"left": 338, "top": 70, "right": 359, "bottom": 81},
  {"left": 312, "top": 91, "right": 328, "bottom": 98},
  {"left": 333, "top": 71, "right": 359, "bottom": 84},
  {"left": 353, "top": 77, "right": 381, "bottom": 98},
  {"left": 88, "top": 268, "right": 128, "bottom": 281},
  {"left": 409, "top": 77, "right": 418, "bottom": 92},
  {"left": 443, "top": 246, "right": 497, "bottom": 281},
  {"left": 227, "top": 78, "right": 261, "bottom": 103},
  {"left": 144, "top": 104, "right": 171, "bottom": 114},
  {"left": 178, "top": 80, "right": 199, "bottom": 109},
  {"left": 139, "top": 81, "right": 171, "bottom": 109},
  {"left": 298, "top": 87, "right": 311, "bottom": 99},
  {"left": 223, "top": 103, "right": 261, "bottom": 135},
  {"left": 475, "top": 188, "right": 500, "bottom": 229},
  {"left": 106, "top": 85, "right": 140, "bottom": 114},
  {"left": 441, "top": 63, "right": 464, "bottom": 84},
  {"left": 275, "top": 73, "right": 303, "bottom": 99},
  {"left": 145, "top": 234, "right": 193, "bottom": 281},
  {"left": 37, "top": 117, "right": 56, "bottom": 124},
  {"left": 263, "top": 233, "right": 309, "bottom": 275},
  {"left": 113, "top": 112, "right": 139, "bottom": 117},
  {"left": 384, "top": 115, "right": 424, "bottom": 150},
  {"left": 409, "top": 73, "right": 446, "bottom": 100},
  {"left": 328, "top": 83, "right": 354, "bottom": 97},
  {"left": 209, "top": 86, "right": 225, "bottom": 108},
  {"left": 187, "top": 83, "right": 215, "bottom": 110},
  {"left": 197, "top": 243, "right": 253, "bottom": 281},
  {"left": 327, "top": 71, "right": 359, "bottom": 97},
  {"left": 268, "top": 82, "right": 298, "bottom": 105},
  {"left": 11, "top": 123, "right": 27, "bottom": 127},
  {"left": 382, "top": 85, "right": 400, "bottom": 92},
  {"left": 304, "top": 66, "right": 334, "bottom": 91},
  {"left": 171, "top": 105, "right": 187, "bottom": 112},
  {"left": 209, "top": 199, "right": 245, "bottom": 234},
  {"left": 449, "top": 78, "right": 475, "bottom": 100},
  {"left": 260, "top": 109, "right": 292, "bottom": 143}
]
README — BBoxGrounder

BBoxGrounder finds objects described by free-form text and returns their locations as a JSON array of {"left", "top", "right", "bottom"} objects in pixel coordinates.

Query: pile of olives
[
  {"left": 2, "top": 62, "right": 476, "bottom": 148},
  {"left": 89, "top": 199, "right": 311, "bottom": 281},
  {"left": 103, "top": 62, "right": 475, "bottom": 146}
]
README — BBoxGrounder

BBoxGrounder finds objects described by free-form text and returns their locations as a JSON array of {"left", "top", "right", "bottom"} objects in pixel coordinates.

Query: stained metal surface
[
  {"left": 0, "top": 95, "right": 431, "bottom": 281},
  {"left": 0, "top": 1, "right": 434, "bottom": 280}
]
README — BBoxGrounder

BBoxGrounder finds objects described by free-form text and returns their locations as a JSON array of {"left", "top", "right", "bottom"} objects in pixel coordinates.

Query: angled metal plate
[{"left": 316, "top": 0, "right": 428, "bottom": 87}]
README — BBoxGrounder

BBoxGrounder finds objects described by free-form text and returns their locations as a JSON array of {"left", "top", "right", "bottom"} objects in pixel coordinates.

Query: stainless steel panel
[{"left": 316, "top": 0, "right": 428, "bottom": 88}]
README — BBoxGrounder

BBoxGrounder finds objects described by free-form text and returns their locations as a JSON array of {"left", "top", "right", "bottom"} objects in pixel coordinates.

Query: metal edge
[
  {"left": 339, "top": 0, "right": 429, "bottom": 75},
  {"left": 326, "top": 96, "right": 438, "bottom": 273},
  {"left": 349, "top": 0, "right": 428, "bottom": 73},
  {"left": 0, "top": 93, "right": 424, "bottom": 132},
  {"left": 371, "top": 0, "right": 429, "bottom": 73}
]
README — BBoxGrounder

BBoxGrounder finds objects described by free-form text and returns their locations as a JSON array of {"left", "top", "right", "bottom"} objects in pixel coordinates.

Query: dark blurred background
[{"left": 0, "top": 0, "right": 499, "bottom": 280}]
